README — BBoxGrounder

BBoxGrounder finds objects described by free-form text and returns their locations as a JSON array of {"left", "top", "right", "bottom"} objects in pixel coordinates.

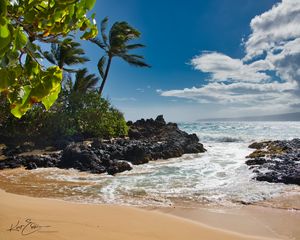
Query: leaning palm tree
[
  {"left": 43, "top": 38, "right": 89, "bottom": 72},
  {"left": 90, "top": 17, "right": 150, "bottom": 95},
  {"left": 72, "top": 68, "right": 99, "bottom": 94}
]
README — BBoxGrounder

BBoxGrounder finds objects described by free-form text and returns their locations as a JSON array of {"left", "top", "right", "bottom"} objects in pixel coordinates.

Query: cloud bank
[{"left": 160, "top": 0, "right": 300, "bottom": 115}]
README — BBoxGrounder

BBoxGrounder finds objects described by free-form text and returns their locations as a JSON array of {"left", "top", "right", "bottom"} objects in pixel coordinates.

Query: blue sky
[{"left": 81, "top": 0, "right": 300, "bottom": 121}]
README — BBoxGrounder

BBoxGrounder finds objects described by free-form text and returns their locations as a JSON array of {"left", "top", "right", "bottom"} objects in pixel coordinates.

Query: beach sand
[
  {"left": 157, "top": 205, "right": 300, "bottom": 240},
  {"left": 0, "top": 189, "right": 282, "bottom": 240}
]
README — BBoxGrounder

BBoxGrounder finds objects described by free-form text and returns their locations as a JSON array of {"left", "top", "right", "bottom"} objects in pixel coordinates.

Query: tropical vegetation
[
  {"left": 91, "top": 17, "right": 150, "bottom": 95},
  {"left": 0, "top": 0, "right": 98, "bottom": 118},
  {"left": 0, "top": 0, "right": 149, "bottom": 144}
]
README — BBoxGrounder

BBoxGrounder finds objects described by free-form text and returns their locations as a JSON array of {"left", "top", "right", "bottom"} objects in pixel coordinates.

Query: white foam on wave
[
  {"left": 62, "top": 142, "right": 295, "bottom": 207},
  {"left": 10, "top": 121, "right": 300, "bottom": 207},
  {"left": 180, "top": 121, "right": 300, "bottom": 143}
]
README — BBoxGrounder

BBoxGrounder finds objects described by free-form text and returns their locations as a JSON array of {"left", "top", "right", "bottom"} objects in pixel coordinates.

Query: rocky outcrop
[
  {"left": 0, "top": 115, "right": 206, "bottom": 175},
  {"left": 0, "top": 153, "right": 60, "bottom": 170},
  {"left": 246, "top": 139, "right": 300, "bottom": 185}
]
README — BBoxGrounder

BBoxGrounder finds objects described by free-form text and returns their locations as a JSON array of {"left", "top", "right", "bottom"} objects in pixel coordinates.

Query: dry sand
[{"left": 0, "top": 189, "right": 279, "bottom": 240}]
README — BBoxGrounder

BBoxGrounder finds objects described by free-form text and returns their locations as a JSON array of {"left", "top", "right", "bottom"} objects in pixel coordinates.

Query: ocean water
[{"left": 1, "top": 121, "right": 300, "bottom": 207}]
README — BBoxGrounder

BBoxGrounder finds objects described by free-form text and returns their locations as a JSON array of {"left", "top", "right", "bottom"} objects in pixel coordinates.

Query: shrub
[{"left": 0, "top": 92, "right": 128, "bottom": 146}]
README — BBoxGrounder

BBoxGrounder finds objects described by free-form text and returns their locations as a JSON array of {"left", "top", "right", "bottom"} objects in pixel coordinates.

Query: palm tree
[
  {"left": 90, "top": 17, "right": 150, "bottom": 95},
  {"left": 72, "top": 68, "right": 99, "bottom": 94},
  {"left": 43, "top": 38, "right": 89, "bottom": 72},
  {"left": 56, "top": 68, "right": 99, "bottom": 113}
]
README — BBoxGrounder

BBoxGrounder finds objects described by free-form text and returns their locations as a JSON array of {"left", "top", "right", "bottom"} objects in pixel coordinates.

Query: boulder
[
  {"left": 107, "top": 160, "right": 132, "bottom": 175},
  {"left": 0, "top": 115, "right": 206, "bottom": 176},
  {"left": 60, "top": 143, "right": 106, "bottom": 174},
  {"left": 246, "top": 139, "right": 300, "bottom": 185}
]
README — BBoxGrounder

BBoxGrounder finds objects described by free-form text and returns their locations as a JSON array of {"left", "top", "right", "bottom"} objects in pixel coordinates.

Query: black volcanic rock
[
  {"left": 0, "top": 153, "right": 60, "bottom": 170},
  {"left": 107, "top": 160, "right": 132, "bottom": 175},
  {"left": 1, "top": 115, "right": 206, "bottom": 175},
  {"left": 246, "top": 139, "right": 300, "bottom": 185},
  {"left": 60, "top": 143, "right": 106, "bottom": 174}
]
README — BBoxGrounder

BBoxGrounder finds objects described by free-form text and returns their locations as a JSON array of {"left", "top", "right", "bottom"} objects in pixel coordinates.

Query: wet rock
[
  {"left": 107, "top": 160, "right": 132, "bottom": 175},
  {"left": 245, "top": 158, "right": 267, "bottom": 165},
  {"left": 0, "top": 154, "right": 60, "bottom": 170},
  {"left": 123, "top": 144, "right": 149, "bottom": 165},
  {"left": 60, "top": 143, "right": 106, "bottom": 173},
  {"left": 1, "top": 115, "right": 206, "bottom": 176},
  {"left": 3, "top": 142, "right": 35, "bottom": 156},
  {"left": 248, "top": 141, "right": 270, "bottom": 149},
  {"left": 26, "top": 162, "right": 38, "bottom": 170},
  {"left": 246, "top": 139, "right": 300, "bottom": 185}
]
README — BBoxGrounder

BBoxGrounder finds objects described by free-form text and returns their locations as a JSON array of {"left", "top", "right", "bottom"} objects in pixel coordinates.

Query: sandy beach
[{"left": 0, "top": 188, "right": 285, "bottom": 240}]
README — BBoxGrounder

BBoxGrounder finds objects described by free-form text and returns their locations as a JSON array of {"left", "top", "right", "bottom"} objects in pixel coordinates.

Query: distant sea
[{"left": 2, "top": 121, "right": 300, "bottom": 207}]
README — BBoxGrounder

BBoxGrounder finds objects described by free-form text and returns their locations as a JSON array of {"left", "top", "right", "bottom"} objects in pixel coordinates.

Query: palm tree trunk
[{"left": 98, "top": 56, "right": 112, "bottom": 95}]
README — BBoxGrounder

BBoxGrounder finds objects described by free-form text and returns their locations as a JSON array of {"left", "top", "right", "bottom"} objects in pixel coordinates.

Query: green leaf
[
  {"left": 10, "top": 86, "right": 32, "bottom": 118},
  {"left": 0, "top": 68, "right": 17, "bottom": 91},
  {"left": 30, "top": 66, "right": 62, "bottom": 99},
  {"left": 85, "top": 0, "right": 96, "bottom": 10},
  {"left": 1, "top": 0, "right": 100, "bottom": 118},
  {"left": 24, "top": 10, "right": 36, "bottom": 22},
  {"left": 0, "top": 68, "right": 9, "bottom": 90},
  {"left": 42, "top": 84, "right": 61, "bottom": 110},
  {"left": 97, "top": 56, "right": 106, "bottom": 79},
  {"left": 0, "top": 23, "right": 11, "bottom": 53},
  {"left": 14, "top": 27, "right": 28, "bottom": 50},
  {"left": 0, "top": 0, "right": 7, "bottom": 17}
]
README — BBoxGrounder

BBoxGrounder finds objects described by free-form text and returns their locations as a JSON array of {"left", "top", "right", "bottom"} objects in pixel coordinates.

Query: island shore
[
  {"left": 157, "top": 205, "right": 300, "bottom": 240},
  {"left": 0, "top": 189, "right": 282, "bottom": 240}
]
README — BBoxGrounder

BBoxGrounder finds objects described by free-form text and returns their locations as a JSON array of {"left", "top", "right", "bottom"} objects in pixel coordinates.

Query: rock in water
[
  {"left": 246, "top": 139, "right": 300, "bottom": 185},
  {"left": 1, "top": 115, "right": 206, "bottom": 176},
  {"left": 60, "top": 143, "right": 106, "bottom": 174}
]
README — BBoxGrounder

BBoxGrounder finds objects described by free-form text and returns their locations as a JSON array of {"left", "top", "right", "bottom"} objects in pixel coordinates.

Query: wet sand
[
  {"left": 0, "top": 189, "right": 278, "bottom": 240},
  {"left": 0, "top": 168, "right": 299, "bottom": 240},
  {"left": 157, "top": 205, "right": 300, "bottom": 240}
]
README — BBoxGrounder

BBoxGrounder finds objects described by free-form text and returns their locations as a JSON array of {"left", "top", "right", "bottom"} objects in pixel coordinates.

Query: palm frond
[
  {"left": 90, "top": 37, "right": 106, "bottom": 49},
  {"left": 101, "top": 17, "right": 109, "bottom": 46},
  {"left": 125, "top": 43, "right": 146, "bottom": 50},
  {"left": 92, "top": 18, "right": 150, "bottom": 94},
  {"left": 120, "top": 54, "right": 151, "bottom": 68},
  {"left": 73, "top": 68, "right": 100, "bottom": 93},
  {"left": 43, "top": 51, "right": 57, "bottom": 65},
  {"left": 50, "top": 38, "right": 90, "bottom": 69},
  {"left": 97, "top": 56, "right": 107, "bottom": 79}
]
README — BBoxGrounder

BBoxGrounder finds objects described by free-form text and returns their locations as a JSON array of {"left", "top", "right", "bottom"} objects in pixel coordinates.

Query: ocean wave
[
  {"left": 217, "top": 136, "right": 243, "bottom": 142},
  {"left": 200, "top": 135, "right": 244, "bottom": 143}
]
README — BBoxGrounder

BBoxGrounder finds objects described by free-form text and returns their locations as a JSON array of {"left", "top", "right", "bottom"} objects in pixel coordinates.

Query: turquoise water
[
  {"left": 30, "top": 122, "right": 300, "bottom": 206},
  {"left": 179, "top": 121, "right": 300, "bottom": 143}
]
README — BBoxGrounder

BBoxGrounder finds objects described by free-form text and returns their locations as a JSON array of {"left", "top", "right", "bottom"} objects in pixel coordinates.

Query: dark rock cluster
[
  {"left": 0, "top": 153, "right": 60, "bottom": 170},
  {"left": 0, "top": 115, "right": 206, "bottom": 175},
  {"left": 246, "top": 139, "right": 300, "bottom": 185}
]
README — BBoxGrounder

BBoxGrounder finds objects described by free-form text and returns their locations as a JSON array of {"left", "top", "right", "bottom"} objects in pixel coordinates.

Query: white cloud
[
  {"left": 266, "top": 38, "right": 300, "bottom": 88},
  {"left": 161, "top": 81, "right": 298, "bottom": 105},
  {"left": 191, "top": 52, "right": 270, "bottom": 82},
  {"left": 159, "top": 0, "right": 300, "bottom": 116},
  {"left": 244, "top": 0, "right": 300, "bottom": 60}
]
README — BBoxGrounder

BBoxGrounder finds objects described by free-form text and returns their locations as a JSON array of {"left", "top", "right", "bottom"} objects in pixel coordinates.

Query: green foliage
[
  {"left": 43, "top": 38, "right": 90, "bottom": 71},
  {"left": 71, "top": 68, "right": 99, "bottom": 94},
  {"left": 57, "top": 92, "right": 128, "bottom": 138},
  {"left": 91, "top": 17, "right": 150, "bottom": 95},
  {"left": 0, "top": 91, "right": 128, "bottom": 144},
  {"left": 0, "top": 0, "right": 98, "bottom": 118}
]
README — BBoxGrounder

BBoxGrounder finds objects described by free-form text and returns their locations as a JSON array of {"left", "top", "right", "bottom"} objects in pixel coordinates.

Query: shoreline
[
  {"left": 155, "top": 205, "right": 299, "bottom": 240},
  {"left": 0, "top": 188, "right": 285, "bottom": 240}
]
